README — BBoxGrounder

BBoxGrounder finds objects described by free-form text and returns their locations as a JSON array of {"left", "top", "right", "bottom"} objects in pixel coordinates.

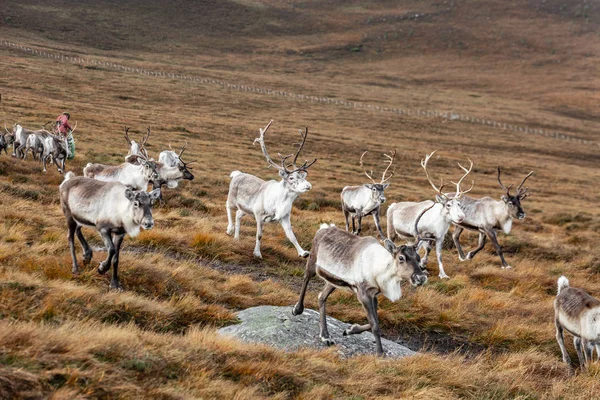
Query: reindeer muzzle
[{"left": 411, "top": 273, "right": 428, "bottom": 287}]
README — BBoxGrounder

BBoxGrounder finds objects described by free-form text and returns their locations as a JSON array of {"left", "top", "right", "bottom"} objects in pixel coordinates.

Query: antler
[
  {"left": 124, "top": 126, "right": 132, "bottom": 145},
  {"left": 381, "top": 150, "right": 396, "bottom": 184},
  {"left": 289, "top": 127, "right": 317, "bottom": 173},
  {"left": 411, "top": 203, "right": 436, "bottom": 246},
  {"left": 4, "top": 123, "right": 10, "bottom": 135},
  {"left": 253, "top": 120, "right": 285, "bottom": 171},
  {"left": 450, "top": 159, "right": 474, "bottom": 198},
  {"left": 142, "top": 127, "right": 151, "bottom": 147},
  {"left": 516, "top": 171, "right": 534, "bottom": 199},
  {"left": 359, "top": 151, "right": 377, "bottom": 184},
  {"left": 497, "top": 167, "right": 513, "bottom": 196},
  {"left": 421, "top": 151, "right": 445, "bottom": 195}
]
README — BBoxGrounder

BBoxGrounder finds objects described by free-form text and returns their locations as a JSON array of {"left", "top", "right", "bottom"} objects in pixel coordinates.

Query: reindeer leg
[
  {"left": 109, "top": 233, "right": 125, "bottom": 291},
  {"left": 574, "top": 336, "right": 584, "bottom": 368},
  {"left": 351, "top": 215, "right": 356, "bottom": 234},
  {"left": 372, "top": 209, "right": 385, "bottom": 239},
  {"left": 343, "top": 209, "right": 351, "bottom": 232},
  {"left": 420, "top": 240, "right": 433, "bottom": 272},
  {"left": 485, "top": 229, "right": 510, "bottom": 269},
  {"left": 467, "top": 232, "right": 487, "bottom": 260},
  {"left": 555, "top": 320, "right": 572, "bottom": 366},
  {"left": 583, "top": 338, "right": 594, "bottom": 369},
  {"left": 318, "top": 283, "right": 336, "bottom": 345},
  {"left": 67, "top": 218, "right": 80, "bottom": 274},
  {"left": 253, "top": 216, "right": 263, "bottom": 258},
  {"left": 356, "top": 214, "right": 363, "bottom": 235},
  {"left": 42, "top": 155, "right": 48, "bottom": 173},
  {"left": 292, "top": 250, "right": 317, "bottom": 316},
  {"left": 358, "top": 289, "right": 383, "bottom": 355},
  {"left": 435, "top": 239, "right": 449, "bottom": 279},
  {"left": 98, "top": 229, "right": 115, "bottom": 277},
  {"left": 453, "top": 226, "right": 467, "bottom": 261},
  {"left": 234, "top": 209, "right": 244, "bottom": 240},
  {"left": 281, "top": 215, "right": 309, "bottom": 258},
  {"left": 226, "top": 202, "right": 235, "bottom": 235},
  {"left": 76, "top": 226, "right": 92, "bottom": 265}
]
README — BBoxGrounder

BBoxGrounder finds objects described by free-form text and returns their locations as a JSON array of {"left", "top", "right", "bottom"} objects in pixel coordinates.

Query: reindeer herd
[{"left": 2, "top": 118, "right": 599, "bottom": 366}]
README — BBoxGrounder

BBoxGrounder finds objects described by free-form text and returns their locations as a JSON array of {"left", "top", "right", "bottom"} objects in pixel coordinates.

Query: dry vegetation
[{"left": 1, "top": 0, "right": 600, "bottom": 398}]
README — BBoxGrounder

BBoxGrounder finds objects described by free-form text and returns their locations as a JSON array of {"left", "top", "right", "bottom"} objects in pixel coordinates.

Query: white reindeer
[
  {"left": 83, "top": 153, "right": 160, "bottom": 191},
  {"left": 340, "top": 150, "right": 396, "bottom": 239},
  {"left": 387, "top": 151, "right": 473, "bottom": 279},
  {"left": 42, "top": 134, "right": 70, "bottom": 173},
  {"left": 292, "top": 205, "right": 432, "bottom": 355},
  {"left": 60, "top": 172, "right": 161, "bottom": 290},
  {"left": 555, "top": 276, "right": 600, "bottom": 369},
  {"left": 226, "top": 120, "right": 317, "bottom": 259},
  {"left": 452, "top": 167, "right": 533, "bottom": 269}
]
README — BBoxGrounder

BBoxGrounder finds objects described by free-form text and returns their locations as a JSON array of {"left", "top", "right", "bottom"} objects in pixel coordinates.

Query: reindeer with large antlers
[
  {"left": 452, "top": 167, "right": 533, "bottom": 269},
  {"left": 340, "top": 150, "right": 396, "bottom": 238},
  {"left": 292, "top": 205, "right": 432, "bottom": 355},
  {"left": 387, "top": 151, "right": 473, "bottom": 279},
  {"left": 226, "top": 120, "right": 317, "bottom": 258}
]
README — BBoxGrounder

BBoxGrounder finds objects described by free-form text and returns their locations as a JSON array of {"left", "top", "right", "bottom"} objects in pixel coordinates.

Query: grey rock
[{"left": 218, "top": 305, "right": 416, "bottom": 358}]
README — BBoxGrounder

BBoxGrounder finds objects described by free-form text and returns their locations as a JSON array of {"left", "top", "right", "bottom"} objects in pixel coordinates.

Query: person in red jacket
[{"left": 55, "top": 112, "right": 72, "bottom": 136}]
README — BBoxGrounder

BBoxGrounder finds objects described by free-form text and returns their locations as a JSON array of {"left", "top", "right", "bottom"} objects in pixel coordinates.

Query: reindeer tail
[
  {"left": 557, "top": 276, "right": 569, "bottom": 295},
  {"left": 319, "top": 223, "right": 334, "bottom": 231},
  {"left": 63, "top": 171, "right": 75, "bottom": 182}
]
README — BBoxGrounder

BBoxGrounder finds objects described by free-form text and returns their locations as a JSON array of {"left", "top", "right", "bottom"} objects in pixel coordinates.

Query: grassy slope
[{"left": 1, "top": 0, "right": 600, "bottom": 398}]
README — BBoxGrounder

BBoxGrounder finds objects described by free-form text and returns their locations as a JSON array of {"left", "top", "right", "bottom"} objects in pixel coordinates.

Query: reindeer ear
[
  {"left": 383, "top": 239, "right": 396, "bottom": 255},
  {"left": 364, "top": 183, "right": 374, "bottom": 189},
  {"left": 501, "top": 195, "right": 509, "bottom": 203},
  {"left": 435, "top": 194, "right": 446, "bottom": 204},
  {"left": 278, "top": 170, "right": 289, "bottom": 179},
  {"left": 124, "top": 188, "right": 136, "bottom": 201},
  {"left": 382, "top": 183, "right": 390, "bottom": 190},
  {"left": 149, "top": 189, "right": 161, "bottom": 204},
  {"left": 297, "top": 171, "right": 307, "bottom": 179}
]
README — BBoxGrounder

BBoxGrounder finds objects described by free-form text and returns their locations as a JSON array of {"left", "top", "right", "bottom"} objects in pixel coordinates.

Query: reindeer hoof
[
  {"left": 226, "top": 226, "right": 234, "bottom": 235},
  {"left": 502, "top": 265, "right": 513, "bottom": 270},
  {"left": 109, "top": 281, "right": 123, "bottom": 291},
  {"left": 320, "top": 336, "right": 335, "bottom": 346},
  {"left": 292, "top": 304, "right": 304, "bottom": 316},
  {"left": 98, "top": 261, "right": 110, "bottom": 275},
  {"left": 299, "top": 251, "right": 310, "bottom": 258},
  {"left": 72, "top": 266, "right": 80, "bottom": 275},
  {"left": 438, "top": 273, "right": 450, "bottom": 279},
  {"left": 253, "top": 251, "right": 263, "bottom": 259}
]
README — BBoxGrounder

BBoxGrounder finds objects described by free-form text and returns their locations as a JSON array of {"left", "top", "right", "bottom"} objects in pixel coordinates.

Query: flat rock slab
[{"left": 218, "top": 305, "right": 416, "bottom": 358}]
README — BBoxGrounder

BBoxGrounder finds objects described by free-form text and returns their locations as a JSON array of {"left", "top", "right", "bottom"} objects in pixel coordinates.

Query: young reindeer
[
  {"left": 387, "top": 151, "right": 473, "bottom": 279},
  {"left": 555, "top": 276, "right": 600, "bottom": 368},
  {"left": 42, "top": 134, "right": 70, "bottom": 173},
  {"left": 84, "top": 149, "right": 160, "bottom": 191},
  {"left": 59, "top": 172, "right": 161, "bottom": 290},
  {"left": 340, "top": 150, "right": 396, "bottom": 238},
  {"left": 226, "top": 120, "right": 317, "bottom": 259},
  {"left": 292, "top": 205, "right": 432, "bottom": 355},
  {"left": 452, "top": 167, "right": 533, "bottom": 269}
]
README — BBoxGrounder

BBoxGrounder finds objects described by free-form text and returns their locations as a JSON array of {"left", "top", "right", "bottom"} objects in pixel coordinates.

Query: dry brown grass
[{"left": 0, "top": 0, "right": 599, "bottom": 398}]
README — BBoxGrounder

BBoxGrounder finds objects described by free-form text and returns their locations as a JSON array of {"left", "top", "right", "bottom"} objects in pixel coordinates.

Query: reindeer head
[
  {"left": 383, "top": 204, "right": 432, "bottom": 287},
  {"left": 254, "top": 120, "right": 317, "bottom": 194},
  {"left": 421, "top": 151, "right": 474, "bottom": 225},
  {"left": 359, "top": 150, "right": 395, "bottom": 204},
  {"left": 125, "top": 188, "right": 161, "bottom": 230},
  {"left": 497, "top": 167, "right": 533, "bottom": 220},
  {"left": 171, "top": 142, "right": 195, "bottom": 182}
]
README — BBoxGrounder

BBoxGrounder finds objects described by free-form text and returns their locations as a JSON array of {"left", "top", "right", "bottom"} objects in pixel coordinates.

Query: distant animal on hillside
[
  {"left": 42, "top": 134, "right": 70, "bottom": 173},
  {"left": 554, "top": 276, "right": 600, "bottom": 369},
  {"left": 387, "top": 151, "right": 473, "bottom": 279},
  {"left": 25, "top": 130, "right": 51, "bottom": 160},
  {"left": 451, "top": 167, "right": 533, "bottom": 269},
  {"left": 292, "top": 205, "right": 432, "bottom": 355},
  {"left": 8, "top": 124, "right": 38, "bottom": 159},
  {"left": 226, "top": 120, "right": 317, "bottom": 259},
  {"left": 340, "top": 150, "right": 396, "bottom": 239},
  {"left": 59, "top": 172, "right": 161, "bottom": 290},
  {"left": 0, "top": 129, "right": 12, "bottom": 155}
]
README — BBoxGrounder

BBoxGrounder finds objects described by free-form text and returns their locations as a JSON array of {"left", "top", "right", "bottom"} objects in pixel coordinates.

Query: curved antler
[
  {"left": 359, "top": 151, "right": 377, "bottom": 184},
  {"left": 142, "top": 127, "right": 151, "bottom": 147},
  {"left": 411, "top": 203, "right": 436, "bottom": 246},
  {"left": 381, "top": 150, "right": 396, "bottom": 184},
  {"left": 4, "top": 123, "right": 10, "bottom": 135},
  {"left": 253, "top": 120, "right": 285, "bottom": 171},
  {"left": 516, "top": 171, "right": 534, "bottom": 199},
  {"left": 450, "top": 159, "right": 474, "bottom": 198},
  {"left": 124, "top": 126, "right": 132, "bottom": 145},
  {"left": 289, "top": 127, "right": 317, "bottom": 173},
  {"left": 421, "top": 151, "right": 445, "bottom": 196},
  {"left": 497, "top": 167, "right": 513, "bottom": 196}
]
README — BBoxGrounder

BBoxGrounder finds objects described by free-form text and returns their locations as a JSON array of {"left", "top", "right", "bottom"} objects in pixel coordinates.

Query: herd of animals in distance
[{"left": 1, "top": 118, "right": 598, "bottom": 369}]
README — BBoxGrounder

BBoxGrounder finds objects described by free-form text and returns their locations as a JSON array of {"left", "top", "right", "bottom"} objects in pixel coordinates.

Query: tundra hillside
[{"left": 1, "top": 0, "right": 600, "bottom": 398}]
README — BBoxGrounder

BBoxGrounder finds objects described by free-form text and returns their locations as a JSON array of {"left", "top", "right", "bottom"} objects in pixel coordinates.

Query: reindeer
[
  {"left": 59, "top": 172, "right": 161, "bottom": 290},
  {"left": 123, "top": 127, "right": 195, "bottom": 191},
  {"left": 42, "top": 134, "right": 70, "bottom": 173},
  {"left": 0, "top": 130, "right": 11, "bottom": 155},
  {"left": 83, "top": 152, "right": 160, "bottom": 191},
  {"left": 451, "top": 167, "right": 533, "bottom": 269},
  {"left": 7, "top": 124, "right": 34, "bottom": 159},
  {"left": 387, "top": 151, "right": 473, "bottom": 279},
  {"left": 340, "top": 150, "right": 396, "bottom": 238},
  {"left": 25, "top": 130, "right": 51, "bottom": 160},
  {"left": 555, "top": 276, "right": 600, "bottom": 369},
  {"left": 226, "top": 120, "right": 317, "bottom": 259},
  {"left": 292, "top": 205, "right": 432, "bottom": 355}
]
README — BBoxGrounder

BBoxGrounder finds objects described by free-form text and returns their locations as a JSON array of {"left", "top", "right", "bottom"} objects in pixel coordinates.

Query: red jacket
[{"left": 55, "top": 114, "right": 72, "bottom": 135}]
